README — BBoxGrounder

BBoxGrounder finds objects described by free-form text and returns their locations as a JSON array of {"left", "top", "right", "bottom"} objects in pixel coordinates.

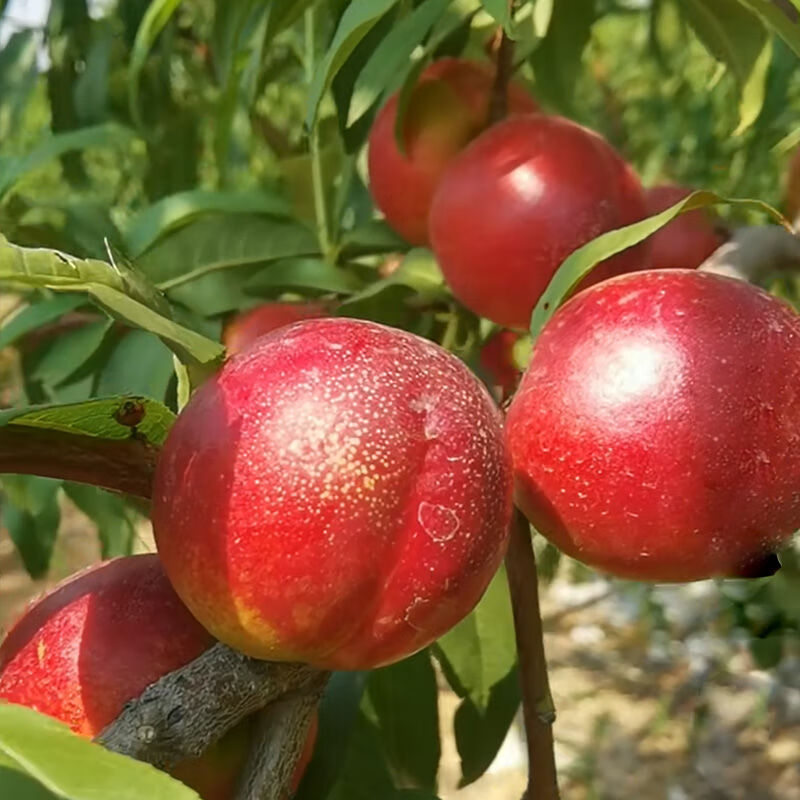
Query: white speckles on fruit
[{"left": 152, "top": 318, "right": 512, "bottom": 669}]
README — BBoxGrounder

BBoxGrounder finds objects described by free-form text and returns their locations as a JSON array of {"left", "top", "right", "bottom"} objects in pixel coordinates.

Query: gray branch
[
  {"left": 235, "top": 673, "right": 329, "bottom": 800},
  {"left": 700, "top": 225, "right": 800, "bottom": 284},
  {"left": 95, "top": 642, "right": 323, "bottom": 768}
]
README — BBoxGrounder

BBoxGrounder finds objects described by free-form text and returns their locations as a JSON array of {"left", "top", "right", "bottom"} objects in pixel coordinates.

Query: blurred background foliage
[{"left": 0, "top": 0, "right": 800, "bottom": 798}]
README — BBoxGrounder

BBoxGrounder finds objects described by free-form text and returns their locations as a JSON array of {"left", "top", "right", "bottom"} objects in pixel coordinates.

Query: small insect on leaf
[{"left": 114, "top": 399, "right": 146, "bottom": 428}]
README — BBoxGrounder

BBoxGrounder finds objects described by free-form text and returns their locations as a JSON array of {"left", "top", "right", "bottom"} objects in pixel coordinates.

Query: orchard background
[{"left": 0, "top": 0, "right": 800, "bottom": 799}]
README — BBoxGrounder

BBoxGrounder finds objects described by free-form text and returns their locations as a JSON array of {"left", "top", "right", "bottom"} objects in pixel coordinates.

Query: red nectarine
[
  {"left": 506, "top": 270, "right": 800, "bottom": 581},
  {"left": 367, "top": 58, "right": 537, "bottom": 246},
  {"left": 152, "top": 318, "right": 512, "bottom": 669},
  {"left": 0, "top": 556, "right": 253, "bottom": 799},
  {"left": 645, "top": 184, "right": 725, "bottom": 269},
  {"left": 429, "top": 114, "right": 650, "bottom": 329},
  {"left": 223, "top": 301, "right": 328, "bottom": 356}
]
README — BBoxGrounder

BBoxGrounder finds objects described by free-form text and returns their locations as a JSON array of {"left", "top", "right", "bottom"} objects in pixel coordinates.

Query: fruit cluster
[{"left": 2, "top": 55, "right": 800, "bottom": 800}]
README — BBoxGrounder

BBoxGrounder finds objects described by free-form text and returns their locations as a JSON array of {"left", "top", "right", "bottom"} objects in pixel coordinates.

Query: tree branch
[
  {"left": 96, "top": 643, "right": 323, "bottom": 768},
  {"left": 505, "top": 509, "right": 560, "bottom": 800},
  {"left": 699, "top": 225, "right": 800, "bottom": 285},
  {"left": 235, "top": 674, "right": 329, "bottom": 800},
  {"left": 0, "top": 426, "right": 157, "bottom": 498}
]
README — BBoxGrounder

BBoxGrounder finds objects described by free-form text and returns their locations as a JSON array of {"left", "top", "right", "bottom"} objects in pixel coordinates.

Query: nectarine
[
  {"left": 429, "top": 114, "right": 650, "bottom": 329},
  {"left": 152, "top": 318, "right": 512, "bottom": 669},
  {"left": 645, "top": 184, "right": 724, "bottom": 269},
  {"left": 506, "top": 270, "right": 800, "bottom": 581},
  {"left": 367, "top": 58, "right": 537, "bottom": 245}
]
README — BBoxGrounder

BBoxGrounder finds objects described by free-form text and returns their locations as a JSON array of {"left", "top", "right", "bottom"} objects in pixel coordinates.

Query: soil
[{"left": 1, "top": 513, "right": 799, "bottom": 800}]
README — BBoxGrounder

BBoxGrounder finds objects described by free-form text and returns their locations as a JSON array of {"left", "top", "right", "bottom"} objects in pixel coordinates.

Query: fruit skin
[
  {"left": 0, "top": 555, "right": 291, "bottom": 800},
  {"left": 223, "top": 301, "right": 328, "bottom": 356},
  {"left": 429, "top": 114, "right": 651, "bottom": 329},
  {"left": 506, "top": 269, "right": 800, "bottom": 582},
  {"left": 153, "top": 318, "right": 512, "bottom": 669},
  {"left": 479, "top": 330, "right": 521, "bottom": 400},
  {"left": 645, "top": 184, "right": 725, "bottom": 269},
  {"left": 367, "top": 58, "right": 537, "bottom": 246}
]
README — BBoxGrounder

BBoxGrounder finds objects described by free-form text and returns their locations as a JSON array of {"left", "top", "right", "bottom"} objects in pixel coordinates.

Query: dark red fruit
[
  {"left": 429, "top": 114, "right": 650, "bottom": 329},
  {"left": 223, "top": 301, "right": 328, "bottom": 356},
  {"left": 506, "top": 269, "right": 800, "bottom": 581},
  {"left": 367, "top": 58, "right": 537, "bottom": 245},
  {"left": 645, "top": 184, "right": 725, "bottom": 269},
  {"left": 153, "top": 318, "right": 512, "bottom": 669},
  {"left": 479, "top": 330, "right": 521, "bottom": 400}
]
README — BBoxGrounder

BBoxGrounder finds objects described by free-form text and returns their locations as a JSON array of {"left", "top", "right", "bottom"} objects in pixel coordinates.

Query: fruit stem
[
  {"left": 305, "top": 7, "right": 333, "bottom": 261},
  {"left": 505, "top": 508, "right": 560, "bottom": 800},
  {"left": 487, "top": 0, "right": 516, "bottom": 127}
]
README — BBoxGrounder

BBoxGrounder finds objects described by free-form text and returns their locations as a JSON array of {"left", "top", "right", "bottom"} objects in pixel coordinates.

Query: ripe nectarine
[
  {"left": 507, "top": 270, "right": 800, "bottom": 581},
  {"left": 153, "top": 318, "right": 512, "bottom": 669}
]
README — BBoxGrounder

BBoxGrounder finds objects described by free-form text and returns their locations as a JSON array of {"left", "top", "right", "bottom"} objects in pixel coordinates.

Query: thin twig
[
  {"left": 486, "top": 1, "right": 516, "bottom": 127},
  {"left": 505, "top": 509, "right": 560, "bottom": 800},
  {"left": 235, "top": 673, "right": 329, "bottom": 800}
]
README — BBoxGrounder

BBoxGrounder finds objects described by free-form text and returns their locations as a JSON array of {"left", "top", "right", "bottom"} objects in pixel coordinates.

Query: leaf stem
[
  {"left": 305, "top": 8, "right": 333, "bottom": 261},
  {"left": 505, "top": 508, "right": 560, "bottom": 800}
]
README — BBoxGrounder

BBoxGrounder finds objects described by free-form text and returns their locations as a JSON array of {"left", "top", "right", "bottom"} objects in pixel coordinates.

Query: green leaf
[
  {"left": 480, "top": 0, "right": 511, "bottom": 29},
  {"left": 123, "top": 189, "right": 292, "bottom": 257},
  {"left": 680, "top": 0, "right": 771, "bottom": 133},
  {"left": 135, "top": 215, "right": 320, "bottom": 290},
  {"left": 295, "top": 672, "right": 369, "bottom": 800},
  {"left": 128, "top": 0, "right": 183, "bottom": 128},
  {"left": 530, "top": 192, "right": 787, "bottom": 339},
  {"left": 74, "top": 24, "right": 113, "bottom": 124},
  {"left": 435, "top": 567, "right": 516, "bottom": 710},
  {"left": 0, "top": 764, "right": 58, "bottom": 800},
  {"left": 28, "top": 321, "right": 112, "bottom": 390},
  {"left": 0, "top": 705, "right": 201, "bottom": 800},
  {"left": 306, "top": 0, "right": 400, "bottom": 129},
  {"left": 0, "top": 31, "right": 39, "bottom": 141},
  {"left": 1, "top": 476, "right": 61, "bottom": 578},
  {"left": 735, "top": 0, "right": 800, "bottom": 57},
  {"left": 338, "top": 248, "right": 447, "bottom": 313},
  {"left": 0, "top": 235, "right": 169, "bottom": 317},
  {"left": 96, "top": 331, "right": 175, "bottom": 402},
  {"left": 264, "top": 0, "right": 321, "bottom": 45},
  {"left": 0, "top": 296, "right": 85, "bottom": 351},
  {"left": 529, "top": 0, "right": 595, "bottom": 113},
  {"left": 324, "top": 713, "right": 395, "bottom": 800},
  {"left": 347, "top": 0, "right": 450, "bottom": 126},
  {"left": 339, "top": 220, "right": 407, "bottom": 258},
  {"left": 365, "top": 650, "right": 440, "bottom": 790},
  {"left": 62, "top": 483, "right": 137, "bottom": 558},
  {"left": 453, "top": 667, "right": 521, "bottom": 786},
  {"left": 0, "top": 235, "right": 224, "bottom": 370},
  {"left": 0, "top": 396, "right": 175, "bottom": 446},
  {"left": 0, "top": 125, "right": 138, "bottom": 200},
  {"left": 245, "top": 258, "right": 363, "bottom": 295}
]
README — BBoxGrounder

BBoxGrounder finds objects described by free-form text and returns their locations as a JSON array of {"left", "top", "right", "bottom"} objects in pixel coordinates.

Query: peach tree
[{"left": 1, "top": 2, "right": 800, "bottom": 799}]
